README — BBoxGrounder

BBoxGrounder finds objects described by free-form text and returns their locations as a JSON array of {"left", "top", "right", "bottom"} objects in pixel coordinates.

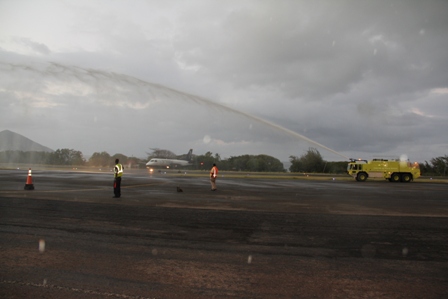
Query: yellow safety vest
[{"left": 115, "top": 163, "right": 123, "bottom": 178}]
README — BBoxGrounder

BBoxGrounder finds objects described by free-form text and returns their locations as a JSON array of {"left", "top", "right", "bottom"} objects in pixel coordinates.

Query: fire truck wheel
[
  {"left": 356, "top": 172, "right": 367, "bottom": 182},
  {"left": 401, "top": 173, "right": 412, "bottom": 182},
  {"left": 391, "top": 173, "right": 401, "bottom": 182}
]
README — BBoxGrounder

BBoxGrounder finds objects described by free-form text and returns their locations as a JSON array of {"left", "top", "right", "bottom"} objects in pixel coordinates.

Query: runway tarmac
[{"left": 1, "top": 169, "right": 447, "bottom": 298}]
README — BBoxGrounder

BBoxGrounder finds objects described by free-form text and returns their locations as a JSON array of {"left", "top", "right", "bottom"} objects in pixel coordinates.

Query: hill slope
[{"left": 0, "top": 130, "right": 54, "bottom": 152}]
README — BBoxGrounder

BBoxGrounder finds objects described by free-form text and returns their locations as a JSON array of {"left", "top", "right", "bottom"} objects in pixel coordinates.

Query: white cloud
[
  {"left": 410, "top": 108, "right": 434, "bottom": 118},
  {"left": 431, "top": 88, "right": 448, "bottom": 95}
]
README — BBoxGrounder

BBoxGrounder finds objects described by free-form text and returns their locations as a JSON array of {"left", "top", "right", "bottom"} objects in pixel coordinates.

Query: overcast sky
[{"left": 1, "top": 0, "right": 447, "bottom": 163}]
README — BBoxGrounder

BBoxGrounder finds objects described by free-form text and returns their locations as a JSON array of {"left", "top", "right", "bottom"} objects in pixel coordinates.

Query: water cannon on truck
[{"left": 347, "top": 158, "right": 420, "bottom": 182}]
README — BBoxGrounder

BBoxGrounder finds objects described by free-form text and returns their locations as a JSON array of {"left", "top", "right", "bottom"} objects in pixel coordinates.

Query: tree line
[
  {"left": 0, "top": 150, "right": 132, "bottom": 168},
  {"left": 288, "top": 148, "right": 448, "bottom": 176},
  {"left": 1, "top": 148, "right": 447, "bottom": 175},
  {"left": 145, "top": 148, "right": 285, "bottom": 172}
]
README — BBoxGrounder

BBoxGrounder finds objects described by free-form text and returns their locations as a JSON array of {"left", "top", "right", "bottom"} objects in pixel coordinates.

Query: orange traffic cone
[{"left": 24, "top": 168, "right": 34, "bottom": 190}]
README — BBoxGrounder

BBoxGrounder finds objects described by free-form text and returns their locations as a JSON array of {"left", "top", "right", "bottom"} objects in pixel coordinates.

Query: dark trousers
[{"left": 114, "top": 177, "right": 121, "bottom": 197}]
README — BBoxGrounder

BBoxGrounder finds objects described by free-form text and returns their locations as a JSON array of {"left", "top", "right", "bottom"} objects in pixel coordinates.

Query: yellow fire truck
[{"left": 347, "top": 158, "right": 420, "bottom": 182}]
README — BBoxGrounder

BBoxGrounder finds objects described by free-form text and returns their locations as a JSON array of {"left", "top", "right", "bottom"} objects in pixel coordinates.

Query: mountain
[{"left": 0, "top": 130, "right": 54, "bottom": 152}]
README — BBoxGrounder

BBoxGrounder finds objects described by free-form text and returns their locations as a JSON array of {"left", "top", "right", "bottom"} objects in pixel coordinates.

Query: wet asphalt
[{"left": 1, "top": 169, "right": 447, "bottom": 298}]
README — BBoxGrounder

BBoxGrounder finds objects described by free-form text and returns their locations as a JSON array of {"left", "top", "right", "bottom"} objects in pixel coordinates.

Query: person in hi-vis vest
[
  {"left": 113, "top": 158, "right": 124, "bottom": 198},
  {"left": 210, "top": 163, "right": 218, "bottom": 191}
]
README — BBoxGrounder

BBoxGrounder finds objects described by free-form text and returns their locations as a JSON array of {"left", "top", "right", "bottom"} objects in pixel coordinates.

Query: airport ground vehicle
[{"left": 347, "top": 158, "right": 420, "bottom": 182}]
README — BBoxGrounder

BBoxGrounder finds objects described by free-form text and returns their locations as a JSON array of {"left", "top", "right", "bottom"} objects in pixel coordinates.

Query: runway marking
[
  {"left": 122, "top": 182, "right": 168, "bottom": 189},
  {"left": 0, "top": 182, "right": 167, "bottom": 194},
  {"left": 0, "top": 280, "right": 156, "bottom": 299}
]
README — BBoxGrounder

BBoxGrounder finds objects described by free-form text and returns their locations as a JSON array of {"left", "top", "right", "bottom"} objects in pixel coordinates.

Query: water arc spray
[{"left": 1, "top": 60, "right": 349, "bottom": 160}]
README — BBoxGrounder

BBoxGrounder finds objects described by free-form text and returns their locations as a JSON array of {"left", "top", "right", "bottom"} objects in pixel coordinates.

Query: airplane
[{"left": 146, "top": 149, "right": 193, "bottom": 169}]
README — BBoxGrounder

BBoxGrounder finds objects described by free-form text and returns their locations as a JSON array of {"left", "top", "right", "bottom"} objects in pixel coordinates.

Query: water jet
[{"left": 1, "top": 60, "right": 349, "bottom": 160}]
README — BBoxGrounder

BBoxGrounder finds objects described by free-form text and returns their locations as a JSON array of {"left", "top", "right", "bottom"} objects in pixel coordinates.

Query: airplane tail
[{"left": 186, "top": 149, "right": 193, "bottom": 162}]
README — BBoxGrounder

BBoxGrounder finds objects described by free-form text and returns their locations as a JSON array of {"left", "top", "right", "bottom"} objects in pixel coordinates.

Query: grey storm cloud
[
  {"left": 174, "top": 1, "right": 448, "bottom": 99},
  {"left": 0, "top": 0, "right": 447, "bottom": 162}
]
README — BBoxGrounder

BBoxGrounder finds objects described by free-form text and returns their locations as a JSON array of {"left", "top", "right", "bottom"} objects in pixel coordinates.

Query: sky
[{"left": 1, "top": 0, "right": 447, "bottom": 163}]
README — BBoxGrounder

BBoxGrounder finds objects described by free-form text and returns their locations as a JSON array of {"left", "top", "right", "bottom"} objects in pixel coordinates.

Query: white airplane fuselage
[
  {"left": 145, "top": 158, "right": 191, "bottom": 168},
  {"left": 146, "top": 149, "right": 193, "bottom": 169}
]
